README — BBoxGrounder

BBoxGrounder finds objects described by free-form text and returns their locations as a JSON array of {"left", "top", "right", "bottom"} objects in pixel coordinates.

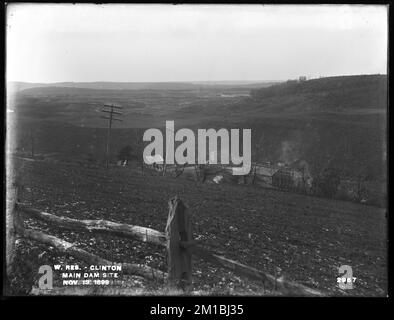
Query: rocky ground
[{"left": 7, "top": 158, "right": 387, "bottom": 296}]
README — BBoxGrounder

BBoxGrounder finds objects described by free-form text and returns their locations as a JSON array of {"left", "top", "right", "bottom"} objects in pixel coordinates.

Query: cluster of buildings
[{"left": 252, "top": 160, "right": 313, "bottom": 193}]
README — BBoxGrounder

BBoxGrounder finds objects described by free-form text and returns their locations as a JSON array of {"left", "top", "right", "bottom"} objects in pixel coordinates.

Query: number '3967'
[{"left": 337, "top": 265, "right": 356, "bottom": 289}]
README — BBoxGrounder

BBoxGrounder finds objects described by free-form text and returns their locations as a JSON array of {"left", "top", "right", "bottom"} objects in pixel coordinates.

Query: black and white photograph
[{"left": 4, "top": 3, "right": 388, "bottom": 298}]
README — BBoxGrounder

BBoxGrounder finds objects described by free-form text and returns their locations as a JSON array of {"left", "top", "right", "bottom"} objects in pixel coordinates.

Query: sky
[{"left": 6, "top": 4, "right": 388, "bottom": 83}]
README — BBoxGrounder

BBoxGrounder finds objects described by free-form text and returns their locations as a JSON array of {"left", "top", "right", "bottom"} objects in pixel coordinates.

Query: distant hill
[
  {"left": 6, "top": 80, "right": 277, "bottom": 128},
  {"left": 206, "top": 74, "right": 387, "bottom": 181},
  {"left": 248, "top": 74, "right": 387, "bottom": 113},
  {"left": 6, "top": 81, "right": 194, "bottom": 92},
  {"left": 7, "top": 80, "right": 277, "bottom": 93},
  {"left": 7, "top": 82, "right": 50, "bottom": 93}
]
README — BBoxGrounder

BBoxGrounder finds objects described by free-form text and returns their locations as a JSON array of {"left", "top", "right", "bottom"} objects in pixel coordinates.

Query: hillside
[
  {"left": 248, "top": 74, "right": 387, "bottom": 114},
  {"left": 7, "top": 81, "right": 276, "bottom": 129},
  {"left": 11, "top": 158, "right": 387, "bottom": 296}
]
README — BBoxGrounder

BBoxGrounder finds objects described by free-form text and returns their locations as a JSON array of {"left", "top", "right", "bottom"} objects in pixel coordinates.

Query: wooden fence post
[{"left": 165, "top": 196, "right": 193, "bottom": 291}]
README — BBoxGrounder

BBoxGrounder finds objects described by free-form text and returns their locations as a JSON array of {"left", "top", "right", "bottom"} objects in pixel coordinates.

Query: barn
[
  {"left": 272, "top": 164, "right": 312, "bottom": 193},
  {"left": 253, "top": 164, "right": 279, "bottom": 185},
  {"left": 272, "top": 169, "right": 294, "bottom": 190}
]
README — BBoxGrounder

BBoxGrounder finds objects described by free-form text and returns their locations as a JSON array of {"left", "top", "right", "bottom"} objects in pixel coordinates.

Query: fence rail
[
  {"left": 8, "top": 189, "right": 323, "bottom": 296},
  {"left": 15, "top": 224, "right": 166, "bottom": 281},
  {"left": 16, "top": 203, "right": 167, "bottom": 246}
]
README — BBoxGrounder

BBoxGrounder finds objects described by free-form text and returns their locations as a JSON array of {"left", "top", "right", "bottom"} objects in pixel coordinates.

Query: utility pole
[{"left": 101, "top": 103, "right": 122, "bottom": 168}]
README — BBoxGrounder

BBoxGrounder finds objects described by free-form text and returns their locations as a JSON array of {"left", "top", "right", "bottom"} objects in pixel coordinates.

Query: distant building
[
  {"left": 272, "top": 169, "right": 294, "bottom": 190},
  {"left": 254, "top": 164, "right": 279, "bottom": 184},
  {"left": 145, "top": 154, "right": 164, "bottom": 165},
  {"left": 299, "top": 76, "right": 307, "bottom": 82}
]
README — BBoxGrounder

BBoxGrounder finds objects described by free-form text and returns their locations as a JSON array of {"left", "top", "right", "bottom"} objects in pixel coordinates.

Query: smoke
[
  {"left": 278, "top": 130, "right": 304, "bottom": 165},
  {"left": 297, "top": 160, "right": 311, "bottom": 177},
  {"left": 279, "top": 140, "right": 301, "bottom": 165}
]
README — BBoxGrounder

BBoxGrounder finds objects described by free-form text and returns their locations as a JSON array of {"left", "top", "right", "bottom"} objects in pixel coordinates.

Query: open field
[
  {"left": 12, "top": 158, "right": 387, "bottom": 296},
  {"left": 7, "top": 75, "right": 388, "bottom": 296},
  {"left": 8, "top": 81, "right": 276, "bottom": 128}
]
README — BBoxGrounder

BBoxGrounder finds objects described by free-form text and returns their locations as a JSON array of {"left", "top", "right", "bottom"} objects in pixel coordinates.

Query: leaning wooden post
[{"left": 165, "top": 196, "right": 193, "bottom": 291}]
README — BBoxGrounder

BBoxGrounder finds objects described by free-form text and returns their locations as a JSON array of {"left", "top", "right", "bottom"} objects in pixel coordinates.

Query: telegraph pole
[{"left": 101, "top": 103, "right": 122, "bottom": 168}]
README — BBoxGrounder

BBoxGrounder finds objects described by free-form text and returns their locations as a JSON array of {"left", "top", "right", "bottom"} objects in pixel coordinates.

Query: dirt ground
[{"left": 8, "top": 158, "right": 387, "bottom": 296}]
